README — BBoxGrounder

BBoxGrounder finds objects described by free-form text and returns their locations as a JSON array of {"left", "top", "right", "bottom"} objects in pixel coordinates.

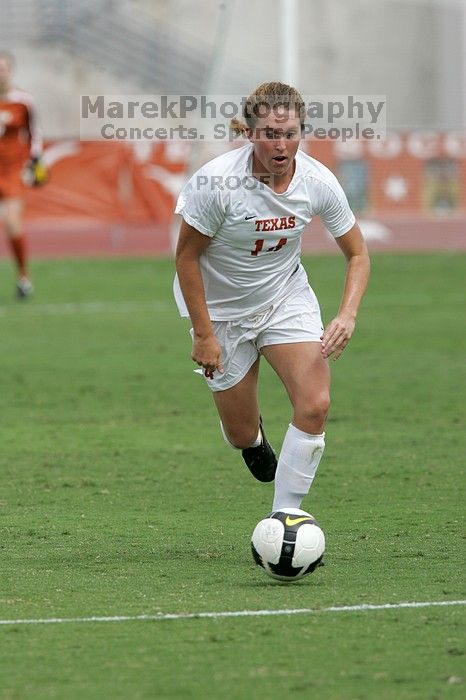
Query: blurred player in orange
[{"left": 0, "top": 50, "right": 47, "bottom": 298}]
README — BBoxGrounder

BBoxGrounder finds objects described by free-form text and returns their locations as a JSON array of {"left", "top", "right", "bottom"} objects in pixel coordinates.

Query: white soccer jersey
[{"left": 174, "top": 143, "right": 355, "bottom": 320}]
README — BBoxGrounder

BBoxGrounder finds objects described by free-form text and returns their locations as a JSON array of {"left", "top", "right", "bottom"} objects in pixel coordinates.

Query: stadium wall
[{"left": 3, "top": 0, "right": 464, "bottom": 137}]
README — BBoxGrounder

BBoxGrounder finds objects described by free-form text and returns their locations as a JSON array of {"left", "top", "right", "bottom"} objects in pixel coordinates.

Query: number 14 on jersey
[{"left": 251, "top": 238, "right": 288, "bottom": 256}]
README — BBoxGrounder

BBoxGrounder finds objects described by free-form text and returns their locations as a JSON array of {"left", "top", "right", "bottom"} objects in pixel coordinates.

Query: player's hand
[
  {"left": 321, "top": 314, "right": 356, "bottom": 361},
  {"left": 23, "top": 157, "right": 49, "bottom": 187},
  {"left": 192, "top": 334, "right": 224, "bottom": 379}
]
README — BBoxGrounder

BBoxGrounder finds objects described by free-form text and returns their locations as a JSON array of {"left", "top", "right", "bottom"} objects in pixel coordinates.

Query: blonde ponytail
[{"left": 229, "top": 117, "right": 248, "bottom": 136}]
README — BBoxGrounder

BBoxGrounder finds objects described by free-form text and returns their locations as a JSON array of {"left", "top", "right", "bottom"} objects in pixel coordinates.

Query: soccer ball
[{"left": 251, "top": 508, "right": 325, "bottom": 582}]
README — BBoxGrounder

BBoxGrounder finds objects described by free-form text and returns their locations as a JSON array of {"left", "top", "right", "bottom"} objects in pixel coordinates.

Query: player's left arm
[
  {"left": 25, "top": 94, "right": 43, "bottom": 159},
  {"left": 321, "top": 222, "right": 370, "bottom": 360}
]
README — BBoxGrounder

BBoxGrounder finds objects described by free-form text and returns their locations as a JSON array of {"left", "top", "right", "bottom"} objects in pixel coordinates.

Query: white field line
[
  {"left": 0, "top": 600, "right": 464, "bottom": 627},
  {"left": 0, "top": 300, "right": 170, "bottom": 317},
  {"left": 363, "top": 293, "right": 465, "bottom": 308},
  {"left": 0, "top": 293, "right": 464, "bottom": 318}
]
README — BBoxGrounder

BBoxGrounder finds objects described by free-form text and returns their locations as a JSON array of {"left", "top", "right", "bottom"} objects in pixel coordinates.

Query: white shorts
[{"left": 191, "top": 284, "right": 324, "bottom": 392}]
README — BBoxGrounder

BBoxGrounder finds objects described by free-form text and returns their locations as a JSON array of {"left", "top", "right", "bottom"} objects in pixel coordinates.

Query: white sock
[
  {"left": 272, "top": 423, "right": 325, "bottom": 511},
  {"left": 220, "top": 421, "right": 261, "bottom": 449}
]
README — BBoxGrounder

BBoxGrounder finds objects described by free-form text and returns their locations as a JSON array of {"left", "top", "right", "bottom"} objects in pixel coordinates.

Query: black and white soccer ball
[{"left": 251, "top": 508, "right": 325, "bottom": 582}]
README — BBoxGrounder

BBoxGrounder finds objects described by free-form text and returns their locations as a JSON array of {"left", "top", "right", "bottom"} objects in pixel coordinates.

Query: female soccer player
[
  {"left": 174, "top": 82, "right": 370, "bottom": 511},
  {"left": 0, "top": 51, "right": 45, "bottom": 298}
]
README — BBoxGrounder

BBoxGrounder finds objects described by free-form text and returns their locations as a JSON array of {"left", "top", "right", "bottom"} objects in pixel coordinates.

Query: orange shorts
[{"left": 0, "top": 162, "right": 27, "bottom": 199}]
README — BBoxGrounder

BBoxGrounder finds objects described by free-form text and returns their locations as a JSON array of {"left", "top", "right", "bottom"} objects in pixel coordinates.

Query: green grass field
[{"left": 0, "top": 252, "right": 464, "bottom": 700}]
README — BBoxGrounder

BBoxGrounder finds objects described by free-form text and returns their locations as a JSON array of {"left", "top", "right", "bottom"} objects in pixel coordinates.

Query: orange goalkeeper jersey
[{"left": 0, "top": 88, "right": 42, "bottom": 166}]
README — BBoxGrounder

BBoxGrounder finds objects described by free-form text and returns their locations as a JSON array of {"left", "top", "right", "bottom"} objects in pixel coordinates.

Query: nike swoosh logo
[
  {"left": 285, "top": 516, "right": 313, "bottom": 526},
  {"left": 244, "top": 215, "right": 256, "bottom": 220}
]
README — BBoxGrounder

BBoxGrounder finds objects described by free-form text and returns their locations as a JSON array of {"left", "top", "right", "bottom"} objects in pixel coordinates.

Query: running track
[{"left": 0, "top": 216, "right": 465, "bottom": 259}]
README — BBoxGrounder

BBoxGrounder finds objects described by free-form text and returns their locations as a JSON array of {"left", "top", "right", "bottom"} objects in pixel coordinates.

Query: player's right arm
[{"left": 175, "top": 219, "right": 224, "bottom": 378}]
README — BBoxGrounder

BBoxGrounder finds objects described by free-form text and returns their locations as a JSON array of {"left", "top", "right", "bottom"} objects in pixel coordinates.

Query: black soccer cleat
[{"left": 241, "top": 417, "right": 277, "bottom": 483}]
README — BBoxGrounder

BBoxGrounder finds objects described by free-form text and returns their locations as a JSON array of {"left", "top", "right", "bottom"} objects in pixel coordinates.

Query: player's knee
[
  {"left": 225, "top": 424, "right": 259, "bottom": 450},
  {"left": 312, "top": 393, "right": 330, "bottom": 422},
  {"left": 298, "top": 393, "right": 330, "bottom": 429},
  {"left": 5, "top": 220, "right": 22, "bottom": 237}
]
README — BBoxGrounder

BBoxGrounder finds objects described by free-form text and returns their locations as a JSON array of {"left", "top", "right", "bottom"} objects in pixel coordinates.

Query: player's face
[
  {"left": 0, "top": 57, "right": 13, "bottom": 90},
  {"left": 248, "top": 108, "right": 302, "bottom": 181}
]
